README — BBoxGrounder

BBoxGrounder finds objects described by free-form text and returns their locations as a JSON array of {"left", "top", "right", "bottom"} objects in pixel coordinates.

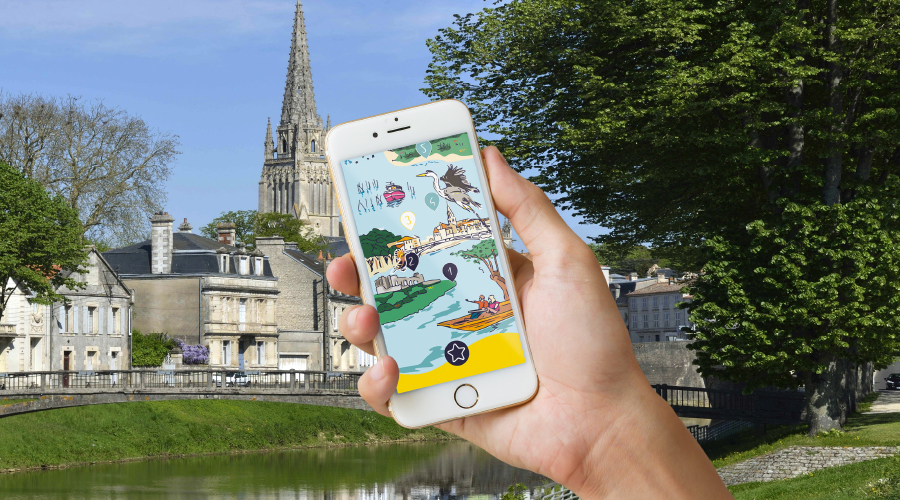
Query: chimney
[
  {"left": 216, "top": 222, "right": 236, "bottom": 246},
  {"left": 629, "top": 272, "right": 638, "bottom": 281},
  {"left": 657, "top": 273, "right": 667, "bottom": 283},
  {"left": 178, "top": 218, "right": 193, "bottom": 233},
  {"left": 150, "top": 212, "right": 175, "bottom": 274},
  {"left": 317, "top": 250, "right": 324, "bottom": 261}
]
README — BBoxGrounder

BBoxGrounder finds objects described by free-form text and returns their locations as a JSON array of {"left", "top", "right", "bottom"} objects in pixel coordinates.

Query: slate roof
[
  {"left": 626, "top": 282, "right": 691, "bottom": 296},
  {"left": 284, "top": 248, "right": 324, "bottom": 276},
  {"left": 103, "top": 232, "right": 274, "bottom": 278},
  {"left": 323, "top": 236, "right": 351, "bottom": 257}
]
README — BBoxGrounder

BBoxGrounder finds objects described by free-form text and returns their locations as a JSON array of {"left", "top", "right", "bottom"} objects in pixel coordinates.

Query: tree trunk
[
  {"left": 822, "top": 0, "right": 844, "bottom": 206},
  {"left": 805, "top": 356, "right": 845, "bottom": 435},
  {"left": 489, "top": 271, "right": 510, "bottom": 302}
]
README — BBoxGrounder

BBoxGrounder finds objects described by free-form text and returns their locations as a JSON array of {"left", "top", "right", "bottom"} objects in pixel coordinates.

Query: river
[{"left": 0, "top": 440, "right": 548, "bottom": 499}]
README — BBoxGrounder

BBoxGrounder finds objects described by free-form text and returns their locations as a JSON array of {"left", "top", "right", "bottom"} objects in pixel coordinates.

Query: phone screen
[{"left": 338, "top": 132, "right": 525, "bottom": 393}]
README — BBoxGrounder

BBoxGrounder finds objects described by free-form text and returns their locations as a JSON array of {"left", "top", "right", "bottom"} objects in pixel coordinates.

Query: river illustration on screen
[{"left": 340, "top": 132, "right": 525, "bottom": 393}]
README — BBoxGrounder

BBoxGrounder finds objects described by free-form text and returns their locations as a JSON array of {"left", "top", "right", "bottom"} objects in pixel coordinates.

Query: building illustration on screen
[{"left": 341, "top": 133, "right": 525, "bottom": 393}]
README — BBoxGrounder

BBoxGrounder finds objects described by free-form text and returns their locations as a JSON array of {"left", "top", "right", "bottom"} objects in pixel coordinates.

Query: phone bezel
[{"left": 324, "top": 100, "right": 538, "bottom": 428}]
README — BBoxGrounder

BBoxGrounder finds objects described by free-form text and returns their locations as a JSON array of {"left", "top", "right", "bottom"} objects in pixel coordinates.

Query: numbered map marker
[
  {"left": 401, "top": 211, "right": 416, "bottom": 230},
  {"left": 416, "top": 141, "right": 432, "bottom": 159},
  {"left": 424, "top": 192, "right": 439, "bottom": 211},
  {"left": 405, "top": 253, "right": 419, "bottom": 271},
  {"left": 442, "top": 262, "right": 458, "bottom": 281}
]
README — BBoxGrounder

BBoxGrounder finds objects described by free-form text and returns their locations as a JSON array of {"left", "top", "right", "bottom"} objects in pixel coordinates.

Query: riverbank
[{"left": 0, "top": 400, "right": 451, "bottom": 473}]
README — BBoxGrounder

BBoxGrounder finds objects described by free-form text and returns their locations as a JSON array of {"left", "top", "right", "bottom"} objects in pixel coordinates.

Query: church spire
[
  {"left": 280, "top": 0, "right": 319, "bottom": 129},
  {"left": 264, "top": 117, "right": 274, "bottom": 160}
]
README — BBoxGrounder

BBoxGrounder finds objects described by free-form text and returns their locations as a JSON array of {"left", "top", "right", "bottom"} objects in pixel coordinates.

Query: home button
[{"left": 454, "top": 384, "right": 478, "bottom": 409}]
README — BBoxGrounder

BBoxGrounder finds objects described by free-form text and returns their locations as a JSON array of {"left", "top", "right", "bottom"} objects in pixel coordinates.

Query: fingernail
[
  {"left": 347, "top": 307, "right": 360, "bottom": 330},
  {"left": 369, "top": 360, "right": 385, "bottom": 382}
]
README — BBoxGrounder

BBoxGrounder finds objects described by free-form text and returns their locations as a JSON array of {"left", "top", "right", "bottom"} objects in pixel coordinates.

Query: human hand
[{"left": 327, "top": 147, "right": 732, "bottom": 499}]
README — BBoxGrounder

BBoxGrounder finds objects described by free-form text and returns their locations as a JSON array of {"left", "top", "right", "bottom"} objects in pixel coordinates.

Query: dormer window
[
  {"left": 237, "top": 256, "right": 249, "bottom": 275},
  {"left": 217, "top": 248, "right": 230, "bottom": 273}
]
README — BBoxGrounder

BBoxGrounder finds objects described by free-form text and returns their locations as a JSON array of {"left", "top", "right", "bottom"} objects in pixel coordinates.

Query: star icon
[
  {"left": 447, "top": 344, "right": 467, "bottom": 363},
  {"left": 444, "top": 341, "right": 469, "bottom": 366}
]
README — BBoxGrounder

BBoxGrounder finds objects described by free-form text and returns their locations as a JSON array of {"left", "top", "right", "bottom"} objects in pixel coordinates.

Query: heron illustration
[{"left": 416, "top": 165, "right": 482, "bottom": 214}]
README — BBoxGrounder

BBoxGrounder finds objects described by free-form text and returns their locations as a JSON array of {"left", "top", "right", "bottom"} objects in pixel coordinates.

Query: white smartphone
[{"left": 325, "top": 100, "right": 538, "bottom": 427}]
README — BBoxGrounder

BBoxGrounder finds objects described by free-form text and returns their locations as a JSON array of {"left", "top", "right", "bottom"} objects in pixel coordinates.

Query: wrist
[{"left": 572, "top": 381, "right": 731, "bottom": 499}]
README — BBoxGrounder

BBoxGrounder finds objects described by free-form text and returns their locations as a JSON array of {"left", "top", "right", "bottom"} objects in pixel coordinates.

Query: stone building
[
  {"left": 255, "top": 236, "right": 374, "bottom": 373},
  {"left": 258, "top": 0, "right": 340, "bottom": 238},
  {"left": 0, "top": 247, "right": 133, "bottom": 372},
  {"left": 374, "top": 273, "right": 431, "bottom": 294},
  {"left": 103, "top": 213, "right": 280, "bottom": 369},
  {"left": 624, "top": 276, "right": 694, "bottom": 343}
]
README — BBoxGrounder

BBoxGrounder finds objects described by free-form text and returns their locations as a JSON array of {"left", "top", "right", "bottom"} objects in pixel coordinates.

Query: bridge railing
[
  {"left": 0, "top": 369, "right": 363, "bottom": 393},
  {"left": 652, "top": 384, "right": 805, "bottom": 424}
]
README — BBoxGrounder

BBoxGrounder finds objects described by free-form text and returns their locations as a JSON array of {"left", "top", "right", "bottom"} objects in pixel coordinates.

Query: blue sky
[{"left": 0, "top": 0, "right": 604, "bottom": 251}]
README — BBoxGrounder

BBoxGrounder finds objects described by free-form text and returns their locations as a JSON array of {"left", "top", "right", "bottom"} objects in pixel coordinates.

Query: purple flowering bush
[{"left": 176, "top": 339, "right": 210, "bottom": 365}]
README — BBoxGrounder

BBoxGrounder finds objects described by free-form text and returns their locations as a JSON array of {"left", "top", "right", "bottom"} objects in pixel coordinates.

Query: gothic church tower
[{"left": 258, "top": 0, "right": 339, "bottom": 237}]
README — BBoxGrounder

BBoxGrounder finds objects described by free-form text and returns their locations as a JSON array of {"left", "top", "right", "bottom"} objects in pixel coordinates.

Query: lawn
[
  {"left": 706, "top": 393, "right": 894, "bottom": 468},
  {"left": 0, "top": 400, "right": 450, "bottom": 471},
  {"left": 730, "top": 454, "right": 900, "bottom": 499}
]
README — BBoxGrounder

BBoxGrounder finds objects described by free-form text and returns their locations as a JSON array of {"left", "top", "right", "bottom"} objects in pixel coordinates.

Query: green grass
[
  {"left": 706, "top": 393, "right": 895, "bottom": 468},
  {"left": 0, "top": 400, "right": 450, "bottom": 470},
  {"left": 730, "top": 455, "right": 900, "bottom": 499}
]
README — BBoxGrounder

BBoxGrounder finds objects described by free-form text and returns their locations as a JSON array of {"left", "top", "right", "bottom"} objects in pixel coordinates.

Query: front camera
[
  {"left": 394, "top": 117, "right": 399, "bottom": 121},
  {"left": 373, "top": 132, "right": 378, "bottom": 138}
]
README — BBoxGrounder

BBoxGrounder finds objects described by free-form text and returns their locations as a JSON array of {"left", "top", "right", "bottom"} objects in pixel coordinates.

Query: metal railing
[
  {"left": 533, "top": 483, "right": 579, "bottom": 500},
  {"left": 0, "top": 369, "right": 362, "bottom": 393},
  {"left": 653, "top": 384, "right": 805, "bottom": 424},
  {"left": 687, "top": 420, "right": 755, "bottom": 443}
]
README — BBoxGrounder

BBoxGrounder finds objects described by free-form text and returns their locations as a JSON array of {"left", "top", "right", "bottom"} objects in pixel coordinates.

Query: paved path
[
  {"left": 869, "top": 390, "right": 900, "bottom": 413},
  {"left": 717, "top": 446, "right": 900, "bottom": 486}
]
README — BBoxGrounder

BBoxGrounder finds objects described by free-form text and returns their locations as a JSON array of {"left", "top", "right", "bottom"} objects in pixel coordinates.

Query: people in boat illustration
[
  {"left": 487, "top": 295, "right": 501, "bottom": 314},
  {"left": 417, "top": 165, "right": 483, "bottom": 215},
  {"left": 464, "top": 295, "right": 490, "bottom": 319},
  {"left": 384, "top": 181, "right": 405, "bottom": 207}
]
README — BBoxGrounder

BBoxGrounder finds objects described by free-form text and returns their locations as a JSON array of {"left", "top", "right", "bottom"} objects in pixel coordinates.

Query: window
[
  {"left": 676, "top": 311, "right": 682, "bottom": 324},
  {"left": 332, "top": 305, "right": 339, "bottom": 332},
  {"left": 664, "top": 312, "right": 670, "bottom": 327},
  {"left": 642, "top": 298, "right": 648, "bottom": 309},
  {"left": 222, "top": 341, "right": 232, "bottom": 365},
  {"left": 639, "top": 336, "right": 644, "bottom": 342},
  {"left": 310, "top": 140, "right": 316, "bottom": 152},
  {"left": 631, "top": 316, "right": 637, "bottom": 329},
  {"left": 112, "top": 308, "right": 121, "bottom": 334},
  {"left": 238, "top": 256, "right": 249, "bottom": 275},
  {"left": 630, "top": 298, "right": 637, "bottom": 311},
  {"left": 655, "top": 335, "right": 660, "bottom": 342},
  {"left": 253, "top": 257, "right": 264, "bottom": 276},
  {"left": 61, "top": 305, "right": 73, "bottom": 333},
  {"left": 653, "top": 297, "right": 658, "bottom": 308},
  {"left": 86, "top": 350, "right": 97, "bottom": 370},
  {"left": 642, "top": 314, "right": 649, "bottom": 329},
  {"left": 218, "top": 255, "right": 230, "bottom": 273},
  {"left": 257, "top": 299, "right": 265, "bottom": 323},
  {"left": 653, "top": 314, "right": 659, "bottom": 328},
  {"left": 663, "top": 295, "right": 669, "bottom": 308},
  {"left": 87, "top": 306, "right": 98, "bottom": 334},
  {"left": 256, "top": 341, "right": 265, "bottom": 365}
]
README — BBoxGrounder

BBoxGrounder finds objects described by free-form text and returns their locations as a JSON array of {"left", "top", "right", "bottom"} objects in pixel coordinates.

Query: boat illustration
[
  {"left": 437, "top": 301, "right": 513, "bottom": 331},
  {"left": 383, "top": 182, "right": 406, "bottom": 203}
]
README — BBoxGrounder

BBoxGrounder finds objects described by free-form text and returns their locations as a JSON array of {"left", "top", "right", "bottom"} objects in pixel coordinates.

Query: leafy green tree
[
  {"left": 200, "top": 210, "right": 324, "bottom": 253},
  {"left": 255, "top": 212, "right": 324, "bottom": 254},
  {"left": 452, "top": 239, "right": 509, "bottom": 301},
  {"left": 590, "top": 243, "right": 671, "bottom": 277},
  {"left": 131, "top": 330, "right": 177, "bottom": 368},
  {"left": 200, "top": 210, "right": 257, "bottom": 246},
  {"left": 359, "top": 228, "right": 402, "bottom": 259},
  {"left": 0, "top": 160, "right": 88, "bottom": 320},
  {"left": 425, "top": 0, "right": 900, "bottom": 434}
]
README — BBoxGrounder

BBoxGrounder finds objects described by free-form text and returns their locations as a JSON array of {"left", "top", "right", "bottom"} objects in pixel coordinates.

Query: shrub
[
  {"left": 176, "top": 339, "right": 209, "bottom": 365},
  {"left": 131, "top": 330, "right": 177, "bottom": 367}
]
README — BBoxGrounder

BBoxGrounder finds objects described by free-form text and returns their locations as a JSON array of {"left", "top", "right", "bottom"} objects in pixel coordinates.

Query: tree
[
  {"left": 200, "top": 210, "right": 325, "bottom": 253},
  {"left": 131, "top": 330, "right": 177, "bottom": 368},
  {"left": 452, "top": 239, "right": 509, "bottom": 301},
  {"left": 590, "top": 243, "right": 671, "bottom": 277},
  {"left": 0, "top": 160, "right": 88, "bottom": 321},
  {"left": 425, "top": 0, "right": 900, "bottom": 434},
  {"left": 0, "top": 93, "right": 180, "bottom": 246},
  {"left": 199, "top": 210, "right": 258, "bottom": 247}
]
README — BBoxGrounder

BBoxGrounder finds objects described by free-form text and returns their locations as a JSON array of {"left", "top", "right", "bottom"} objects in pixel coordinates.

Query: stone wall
[
  {"left": 632, "top": 341, "right": 704, "bottom": 387},
  {"left": 126, "top": 277, "right": 202, "bottom": 343}
]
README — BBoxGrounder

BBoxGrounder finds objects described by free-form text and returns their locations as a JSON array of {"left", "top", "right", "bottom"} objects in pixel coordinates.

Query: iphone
[{"left": 325, "top": 100, "right": 538, "bottom": 427}]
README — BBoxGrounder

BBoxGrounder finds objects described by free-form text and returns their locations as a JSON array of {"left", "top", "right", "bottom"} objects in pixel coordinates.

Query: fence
[
  {"left": 0, "top": 369, "right": 362, "bottom": 393},
  {"left": 653, "top": 384, "right": 805, "bottom": 424},
  {"left": 687, "top": 420, "right": 755, "bottom": 443},
  {"left": 532, "top": 483, "right": 579, "bottom": 500}
]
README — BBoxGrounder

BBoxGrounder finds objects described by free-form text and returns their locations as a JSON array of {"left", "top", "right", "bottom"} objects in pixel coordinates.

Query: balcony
[{"left": 0, "top": 323, "right": 20, "bottom": 337}]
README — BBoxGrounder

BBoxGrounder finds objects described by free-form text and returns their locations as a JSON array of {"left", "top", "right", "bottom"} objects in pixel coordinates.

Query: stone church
[{"left": 258, "top": 0, "right": 340, "bottom": 238}]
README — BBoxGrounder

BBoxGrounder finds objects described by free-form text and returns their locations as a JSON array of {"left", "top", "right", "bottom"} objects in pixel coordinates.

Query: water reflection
[{"left": 0, "top": 441, "right": 547, "bottom": 500}]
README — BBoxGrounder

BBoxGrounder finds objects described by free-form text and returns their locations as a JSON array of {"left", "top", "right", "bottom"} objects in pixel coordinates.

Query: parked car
[
  {"left": 885, "top": 373, "right": 900, "bottom": 390},
  {"left": 212, "top": 371, "right": 251, "bottom": 387}
]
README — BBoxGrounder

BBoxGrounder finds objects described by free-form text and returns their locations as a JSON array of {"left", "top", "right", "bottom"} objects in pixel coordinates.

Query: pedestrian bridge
[{"left": 0, "top": 369, "right": 368, "bottom": 418}]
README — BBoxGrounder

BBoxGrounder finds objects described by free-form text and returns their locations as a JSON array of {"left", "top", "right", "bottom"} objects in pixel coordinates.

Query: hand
[{"left": 327, "top": 147, "right": 732, "bottom": 499}]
